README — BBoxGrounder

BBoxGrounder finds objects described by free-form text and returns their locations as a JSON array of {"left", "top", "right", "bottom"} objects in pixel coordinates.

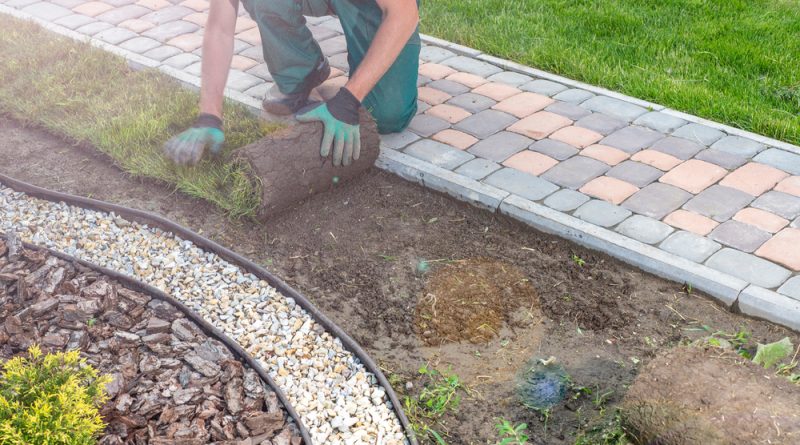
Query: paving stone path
[{"left": 3, "top": 0, "right": 799, "bottom": 330}]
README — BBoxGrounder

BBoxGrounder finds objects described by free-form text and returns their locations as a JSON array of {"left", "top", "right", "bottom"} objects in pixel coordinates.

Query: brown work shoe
[{"left": 262, "top": 59, "right": 331, "bottom": 115}]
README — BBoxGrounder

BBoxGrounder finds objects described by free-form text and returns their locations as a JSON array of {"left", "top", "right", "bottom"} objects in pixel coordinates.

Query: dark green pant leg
[
  {"left": 241, "top": 0, "right": 331, "bottom": 95},
  {"left": 330, "top": 0, "right": 420, "bottom": 134}
]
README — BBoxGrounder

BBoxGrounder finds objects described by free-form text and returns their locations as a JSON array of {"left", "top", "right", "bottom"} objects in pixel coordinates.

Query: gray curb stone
[{"left": 737, "top": 286, "right": 800, "bottom": 331}]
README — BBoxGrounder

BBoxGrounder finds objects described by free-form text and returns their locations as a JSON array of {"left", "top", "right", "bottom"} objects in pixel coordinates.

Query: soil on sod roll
[
  {"left": 2, "top": 116, "right": 799, "bottom": 445},
  {"left": 0, "top": 237, "right": 302, "bottom": 445}
]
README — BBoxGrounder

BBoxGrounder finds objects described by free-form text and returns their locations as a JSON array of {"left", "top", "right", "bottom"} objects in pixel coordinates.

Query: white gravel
[{"left": 0, "top": 186, "right": 406, "bottom": 445}]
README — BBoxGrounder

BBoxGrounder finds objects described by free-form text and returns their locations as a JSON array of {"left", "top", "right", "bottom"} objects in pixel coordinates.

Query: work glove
[
  {"left": 295, "top": 88, "right": 361, "bottom": 167},
  {"left": 163, "top": 113, "right": 225, "bottom": 166}
]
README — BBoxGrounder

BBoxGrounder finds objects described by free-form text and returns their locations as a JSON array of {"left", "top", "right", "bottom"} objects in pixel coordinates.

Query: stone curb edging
[{"left": 3, "top": 5, "right": 798, "bottom": 332}]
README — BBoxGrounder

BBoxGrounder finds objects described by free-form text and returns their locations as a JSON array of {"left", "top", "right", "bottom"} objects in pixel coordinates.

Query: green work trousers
[{"left": 241, "top": 0, "right": 420, "bottom": 134}]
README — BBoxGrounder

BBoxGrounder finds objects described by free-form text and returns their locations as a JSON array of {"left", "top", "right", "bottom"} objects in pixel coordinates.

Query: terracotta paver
[
  {"left": 719, "top": 163, "right": 789, "bottom": 196},
  {"left": 167, "top": 33, "right": 204, "bottom": 51},
  {"left": 580, "top": 176, "right": 639, "bottom": 205},
  {"left": 230, "top": 55, "right": 257, "bottom": 71},
  {"left": 550, "top": 126, "right": 603, "bottom": 149},
  {"left": 120, "top": 18, "right": 155, "bottom": 33},
  {"left": 417, "top": 87, "right": 451, "bottom": 106},
  {"left": 234, "top": 17, "right": 257, "bottom": 32},
  {"left": 182, "top": 12, "right": 207, "bottom": 26},
  {"left": 180, "top": 0, "right": 209, "bottom": 11},
  {"left": 425, "top": 104, "right": 472, "bottom": 124},
  {"left": 491, "top": 92, "right": 553, "bottom": 118},
  {"left": 472, "top": 82, "right": 521, "bottom": 101},
  {"left": 733, "top": 208, "right": 789, "bottom": 233},
  {"left": 502, "top": 151, "right": 559, "bottom": 176},
  {"left": 432, "top": 129, "right": 478, "bottom": 149},
  {"left": 755, "top": 228, "right": 800, "bottom": 271},
  {"left": 663, "top": 210, "right": 719, "bottom": 236},
  {"left": 659, "top": 160, "right": 727, "bottom": 194},
  {"left": 73, "top": 1, "right": 114, "bottom": 17},
  {"left": 236, "top": 27, "right": 261, "bottom": 45},
  {"left": 418, "top": 63, "right": 456, "bottom": 80},
  {"left": 580, "top": 144, "right": 629, "bottom": 166},
  {"left": 507, "top": 111, "right": 572, "bottom": 140},
  {"left": 137, "top": 0, "right": 170, "bottom": 9},
  {"left": 776, "top": 176, "right": 800, "bottom": 197},
  {"left": 445, "top": 72, "right": 487, "bottom": 88},
  {"left": 631, "top": 149, "right": 682, "bottom": 171}
]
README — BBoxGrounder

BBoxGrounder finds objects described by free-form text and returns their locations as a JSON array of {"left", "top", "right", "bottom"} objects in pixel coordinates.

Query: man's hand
[
  {"left": 163, "top": 113, "right": 225, "bottom": 166},
  {"left": 295, "top": 88, "right": 361, "bottom": 167}
]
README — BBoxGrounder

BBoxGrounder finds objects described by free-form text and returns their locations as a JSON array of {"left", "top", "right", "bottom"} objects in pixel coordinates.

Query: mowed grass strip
[
  {"left": 0, "top": 16, "right": 279, "bottom": 217},
  {"left": 422, "top": 0, "right": 800, "bottom": 145}
]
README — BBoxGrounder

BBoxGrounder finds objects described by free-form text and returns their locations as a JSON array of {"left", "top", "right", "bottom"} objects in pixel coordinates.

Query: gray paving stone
[
  {"left": 454, "top": 158, "right": 502, "bottom": 180},
  {"left": 225, "top": 70, "right": 262, "bottom": 91},
  {"left": 777, "top": 276, "right": 800, "bottom": 301},
  {"left": 793, "top": 217, "right": 800, "bottom": 229},
  {"left": 50, "top": 0, "right": 83, "bottom": 6},
  {"left": 139, "top": 5, "right": 193, "bottom": 25},
  {"left": 238, "top": 45, "right": 264, "bottom": 61},
  {"left": 419, "top": 45, "right": 456, "bottom": 63},
  {"left": 545, "top": 102, "right": 592, "bottom": 121},
  {"left": 751, "top": 191, "right": 800, "bottom": 219},
  {"left": 738, "top": 286, "right": 800, "bottom": 331},
  {"left": 403, "top": 139, "right": 474, "bottom": 170},
  {"left": 487, "top": 71, "right": 533, "bottom": 86},
  {"left": 650, "top": 136, "right": 705, "bottom": 160},
  {"left": 541, "top": 156, "right": 610, "bottom": 189},
  {"left": 710, "top": 135, "right": 766, "bottom": 158},
  {"left": 483, "top": 168, "right": 559, "bottom": 201},
  {"left": 6, "top": 0, "right": 40, "bottom": 7},
  {"left": 672, "top": 123, "right": 725, "bottom": 145},
  {"left": 709, "top": 221, "right": 771, "bottom": 253},
  {"left": 21, "top": 2, "right": 72, "bottom": 20},
  {"left": 600, "top": 126, "right": 665, "bottom": 153},
  {"left": 622, "top": 183, "right": 692, "bottom": 219},
  {"left": 520, "top": 79, "right": 568, "bottom": 97},
  {"left": 574, "top": 200, "right": 632, "bottom": 228},
  {"left": 75, "top": 21, "right": 113, "bottom": 36},
  {"left": 615, "top": 215, "right": 674, "bottom": 244},
  {"left": 427, "top": 79, "right": 470, "bottom": 96},
  {"left": 683, "top": 185, "right": 754, "bottom": 222},
  {"left": 141, "top": 45, "right": 181, "bottom": 61},
  {"left": 633, "top": 111, "right": 688, "bottom": 134},
  {"left": 308, "top": 24, "right": 338, "bottom": 42},
  {"left": 408, "top": 114, "right": 450, "bottom": 137},
  {"left": 243, "top": 83, "right": 271, "bottom": 98},
  {"left": 54, "top": 14, "right": 95, "bottom": 30},
  {"left": 467, "top": 132, "right": 533, "bottom": 162},
  {"left": 320, "top": 35, "right": 347, "bottom": 55},
  {"left": 231, "top": 39, "right": 251, "bottom": 55},
  {"left": 95, "top": 4, "right": 150, "bottom": 24},
  {"left": 552, "top": 88, "right": 595, "bottom": 104},
  {"left": 318, "top": 17, "right": 344, "bottom": 33},
  {"left": 753, "top": 148, "right": 800, "bottom": 175},
  {"left": 330, "top": 53, "right": 350, "bottom": 71},
  {"left": 163, "top": 53, "right": 200, "bottom": 69},
  {"left": 581, "top": 96, "right": 648, "bottom": 122},
  {"left": 453, "top": 110, "right": 516, "bottom": 139},
  {"left": 94, "top": 27, "right": 138, "bottom": 45},
  {"left": 104, "top": 0, "right": 137, "bottom": 5},
  {"left": 693, "top": 148, "right": 748, "bottom": 170},
  {"left": 706, "top": 249, "right": 791, "bottom": 289},
  {"left": 530, "top": 139, "right": 579, "bottom": 161},
  {"left": 606, "top": 161, "right": 663, "bottom": 187},
  {"left": 380, "top": 130, "right": 420, "bottom": 150},
  {"left": 441, "top": 56, "right": 502, "bottom": 77},
  {"left": 416, "top": 75, "right": 431, "bottom": 87},
  {"left": 305, "top": 15, "right": 333, "bottom": 25},
  {"left": 659, "top": 231, "right": 721, "bottom": 263},
  {"left": 543, "top": 189, "right": 590, "bottom": 212},
  {"left": 143, "top": 20, "right": 199, "bottom": 43},
  {"left": 416, "top": 100, "right": 430, "bottom": 114},
  {"left": 446, "top": 93, "right": 496, "bottom": 113},
  {"left": 246, "top": 64, "right": 273, "bottom": 81},
  {"left": 575, "top": 113, "right": 627, "bottom": 135},
  {"left": 119, "top": 36, "right": 161, "bottom": 54}
]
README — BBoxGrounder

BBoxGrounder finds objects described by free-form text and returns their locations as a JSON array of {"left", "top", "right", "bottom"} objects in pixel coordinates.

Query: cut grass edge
[{"left": 0, "top": 15, "right": 282, "bottom": 218}]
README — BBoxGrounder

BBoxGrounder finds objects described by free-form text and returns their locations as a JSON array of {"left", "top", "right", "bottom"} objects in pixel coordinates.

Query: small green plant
[
  {"left": 403, "top": 364, "right": 467, "bottom": 444},
  {"left": 702, "top": 326, "right": 752, "bottom": 358},
  {"left": 495, "top": 419, "right": 529, "bottom": 445},
  {"left": 574, "top": 410, "right": 631, "bottom": 445},
  {"left": 570, "top": 254, "right": 586, "bottom": 267},
  {"left": 86, "top": 318, "right": 96, "bottom": 327},
  {"left": 0, "top": 345, "right": 111, "bottom": 444}
]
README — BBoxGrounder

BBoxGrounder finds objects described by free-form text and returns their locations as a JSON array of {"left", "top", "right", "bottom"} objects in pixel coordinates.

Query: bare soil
[{"left": 1, "top": 116, "right": 798, "bottom": 445}]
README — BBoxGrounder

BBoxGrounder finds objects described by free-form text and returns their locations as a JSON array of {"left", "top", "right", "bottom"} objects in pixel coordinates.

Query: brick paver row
[{"left": 3, "top": 0, "right": 800, "bottom": 328}]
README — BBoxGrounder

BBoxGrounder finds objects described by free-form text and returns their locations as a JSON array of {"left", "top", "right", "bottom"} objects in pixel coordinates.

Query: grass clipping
[{"left": 0, "top": 15, "right": 279, "bottom": 218}]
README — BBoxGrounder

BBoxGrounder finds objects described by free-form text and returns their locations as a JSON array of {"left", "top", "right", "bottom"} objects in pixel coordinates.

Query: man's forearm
[
  {"left": 345, "top": 3, "right": 419, "bottom": 101},
  {"left": 199, "top": 0, "right": 239, "bottom": 118}
]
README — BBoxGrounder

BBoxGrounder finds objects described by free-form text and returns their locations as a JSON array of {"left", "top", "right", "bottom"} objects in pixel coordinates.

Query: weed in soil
[{"left": 415, "top": 258, "right": 539, "bottom": 345}]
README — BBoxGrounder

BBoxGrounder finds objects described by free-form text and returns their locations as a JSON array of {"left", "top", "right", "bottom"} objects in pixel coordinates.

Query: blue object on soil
[{"left": 518, "top": 357, "right": 570, "bottom": 411}]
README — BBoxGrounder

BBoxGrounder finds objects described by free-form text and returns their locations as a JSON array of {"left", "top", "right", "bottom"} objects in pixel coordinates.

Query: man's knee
[{"left": 369, "top": 99, "right": 418, "bottom": 134}]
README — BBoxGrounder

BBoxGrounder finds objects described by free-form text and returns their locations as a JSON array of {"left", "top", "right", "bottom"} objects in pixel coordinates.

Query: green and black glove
[
  {"left": 163, "top": 113, "right": 225, "bottom": 166},
  {"left": 296, "top": 88, "right": 361, "bottom": 167}
]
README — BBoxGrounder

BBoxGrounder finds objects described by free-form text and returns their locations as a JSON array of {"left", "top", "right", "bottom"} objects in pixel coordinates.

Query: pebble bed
[{"left": 0, "top": 185, "right": 406, "bottom": 445}]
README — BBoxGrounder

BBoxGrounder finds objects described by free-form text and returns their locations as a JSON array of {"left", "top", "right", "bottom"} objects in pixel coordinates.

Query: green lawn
[
  {"left": 0, "top": 16, "right": 278, "bottom": 217},
  {"left": 421, "top": 0, "right": 800, "bottom": 145}
]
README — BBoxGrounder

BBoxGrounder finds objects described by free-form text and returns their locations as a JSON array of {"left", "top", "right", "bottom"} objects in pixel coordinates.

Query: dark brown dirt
[
  {"left": 415, "top": 258, "right": 539, "bottom": 345},
  {"left": 622, "top": 346, "right": 800, "bottom": 445},
  {"left": 236, "top": 109, "right": 379, "bottom": 219},
  {"left": 1, "top": 116, "right": 798, "bottom": 445}
]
